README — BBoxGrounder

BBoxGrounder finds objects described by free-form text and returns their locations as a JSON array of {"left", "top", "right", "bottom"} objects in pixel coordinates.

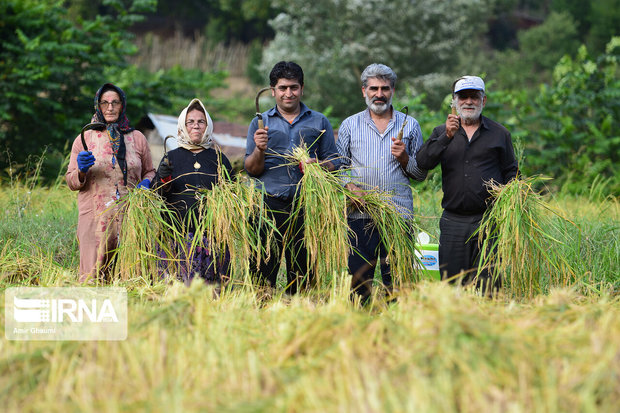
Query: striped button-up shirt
[{"left": 337, "top": 108, "right": 427, "bottom": 219}]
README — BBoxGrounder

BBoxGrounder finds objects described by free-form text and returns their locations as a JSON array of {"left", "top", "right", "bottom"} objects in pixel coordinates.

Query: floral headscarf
[
  {"left": 176, "top": 98, "right": 214, "bottom": 151},
  {"left": 91, "top": 83, "right": 134, "bottom": 185}
]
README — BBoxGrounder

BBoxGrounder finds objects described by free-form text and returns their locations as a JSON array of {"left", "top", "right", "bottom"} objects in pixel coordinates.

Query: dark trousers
[
  {"left": 252, "top": 195, "right": 312, "bottom": 294},
  {"left": 439, "top": 210, "right": 500, "bottom": 292},
  {"left": 347, "top": 217, "right": 391, "bottom": 302}
]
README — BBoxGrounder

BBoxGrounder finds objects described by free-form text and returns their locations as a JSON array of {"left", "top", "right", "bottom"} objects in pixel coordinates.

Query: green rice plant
[
  {"left": 288, "top": 144, "right": 350, "bottom": 288},
  {"left": 112, "top": 188, "right": 185, "bottom": 283},
  {"left": 547, "top": 194, "right": 619, "bottom": 293},
  {"left": 476, "top": 176, "right": 579, "bottom": 299},
  {"left": 0, "top": 184, "right": 79, "bottom": 269},
  {"left": 3, "top": 149, "right": 46, "bottom": 219},
  {"left": 4, "top": 177, "right": 620, "bottom": 412},
  {"left": 357, "top": 189, "right": 426, "bottom": 286},
  {"left": 193, "top": 171, "right": 278, "bottom": 285}
]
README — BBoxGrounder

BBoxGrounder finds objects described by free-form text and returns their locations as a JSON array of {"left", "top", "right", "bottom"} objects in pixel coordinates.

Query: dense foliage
[
  {"left": 0, "top": 0, "right": 224, "bottom": 179},
  {"left": 261, "top": 0, "right": 619, "bottom": 118},
  {"left": 490, "top": 11, "right": 581, "bottom": 90},
  {"left": 261, "top": 0, "right": 487, "bottom": 118},
  {"left": 1, "top": 0, "right": 134, "bottom": 168},
  {"left": 523, "top": 39, "right": 620, "bottom": 193},
  {"left": 388, "top": 39, "right": 620, "bottom": 196},
  {"left": 67, "top": 0, "right": 278, "bottom": 43},
  {"left": 2, "top": 0, "right": 618, "bottom": 193}
]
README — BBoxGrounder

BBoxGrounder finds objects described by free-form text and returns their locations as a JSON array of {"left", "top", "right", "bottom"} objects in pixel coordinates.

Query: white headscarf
[{"left": 177, "top": 98, "right": 214, "bottom": 150}]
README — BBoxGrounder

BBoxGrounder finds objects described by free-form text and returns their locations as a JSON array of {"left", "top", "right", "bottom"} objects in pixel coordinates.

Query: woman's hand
[
  {"left": 158, "top": 156, "right": 173, "bottom": 180},
  {"left": 137, "top": 179, "right": 151, "bottom": 190},
  {"left": 77, "top": 151, "right": 96, "bottom": 173}
]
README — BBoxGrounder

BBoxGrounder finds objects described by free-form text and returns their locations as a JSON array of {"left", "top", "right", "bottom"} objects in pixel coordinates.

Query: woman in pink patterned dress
[{"left": 66, "top": 83, "right": 155, "bottom": 282}]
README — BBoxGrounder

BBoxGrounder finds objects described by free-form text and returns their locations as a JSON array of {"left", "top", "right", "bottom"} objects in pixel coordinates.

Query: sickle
[
  {"left": 254, "top": 87, "right": 271, "bottom": 129},
  {"left": 396, "top": 106, "right": 409, "bottom": 141},
  {"left": 80, "top": 122, "right": 106, "bottom": 151},
  {"left": 163, "top": 135, "right": 175, "bottom": 158}
]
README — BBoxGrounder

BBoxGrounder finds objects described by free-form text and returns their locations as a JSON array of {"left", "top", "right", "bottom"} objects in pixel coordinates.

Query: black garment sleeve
[{"left": 415, "top": 125, "right": 453, "bottom": 171}]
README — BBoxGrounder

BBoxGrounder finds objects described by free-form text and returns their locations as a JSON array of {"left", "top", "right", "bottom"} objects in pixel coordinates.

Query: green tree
[
  {"left": 552, "top": 0, "right": 620, "bottom": 54},
  {"left": 492, "top": 12, "right": 580, "bottom": 89},
  {"left": 0, "top": 0, "right": 143, "bottom": 171},
  {"left": 207, "top": 0, "right": 278, "bottom": 43},
  {"left": 261, "top": 0, "right": 492, "bottom": 118},
  {"left": 587, "top": 0, "right": 620, "bottom": 53},
  {"left": 0, "top": 0, "right": 225, "bottom": 179},
  {"left": 523, "top": 38, "right": 620, "bottom": 194}
]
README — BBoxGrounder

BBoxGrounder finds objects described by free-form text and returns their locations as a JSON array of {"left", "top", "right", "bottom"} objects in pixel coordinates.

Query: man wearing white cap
[{"left": 416, "top": 76, "right": 518, "bottom": 293}]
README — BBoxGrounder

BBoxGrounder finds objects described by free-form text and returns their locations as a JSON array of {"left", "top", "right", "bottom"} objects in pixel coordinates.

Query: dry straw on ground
[
  {"left": 1, "top": 176, "right": 619, "bottom": 411},
  {"left": 1, "top": 281, "right": 618, "bottom": 412}
]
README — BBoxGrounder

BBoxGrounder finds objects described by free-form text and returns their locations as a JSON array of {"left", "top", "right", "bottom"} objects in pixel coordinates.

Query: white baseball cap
[{"left": 453, "top": 76, "right": 485, "bottom": 94}]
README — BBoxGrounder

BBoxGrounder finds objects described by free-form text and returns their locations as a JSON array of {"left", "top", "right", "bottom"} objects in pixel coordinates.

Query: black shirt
[
  {"left": 416, "top": 116, "right": 518, "bottom": 215},
  {"left": 158, "top": 147, "right": 233, "bottom": 228}
]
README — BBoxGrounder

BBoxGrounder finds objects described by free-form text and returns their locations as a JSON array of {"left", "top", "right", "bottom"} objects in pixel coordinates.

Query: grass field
[{"left": 1, "top": 181, "right": 619, "bottom": 412}]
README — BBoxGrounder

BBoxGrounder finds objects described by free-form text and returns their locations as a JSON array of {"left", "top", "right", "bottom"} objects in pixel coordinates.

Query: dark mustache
[{"left": 372, "top": 97, "right": 387, "bottom": 103}]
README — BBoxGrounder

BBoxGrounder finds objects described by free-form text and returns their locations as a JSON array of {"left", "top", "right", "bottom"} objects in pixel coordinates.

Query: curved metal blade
[
  {"left": 79, "top": 122, "right": 106, "bottom": 151},
  {"left": 255, "top": 87, "right": 271, "bottom": 116},
  {"left": 163, "top": 135, "right": 175, "bottom": 158}
]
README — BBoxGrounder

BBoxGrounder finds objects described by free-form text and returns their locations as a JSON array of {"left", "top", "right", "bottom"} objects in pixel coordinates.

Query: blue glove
[
  {"left": 137, "top": 178, "right": 151, "bottom": 190},
  {"left": 77, "top": 151, "right": 96, "bottom": 173}
]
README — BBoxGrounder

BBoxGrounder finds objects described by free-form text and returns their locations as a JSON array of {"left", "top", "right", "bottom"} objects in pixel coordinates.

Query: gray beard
[
  {"left": 458, "top": 106, "right": 482, "bottom": 125},
  {"left": 366, "top": 96, "right": 392, "bottom": 115}
]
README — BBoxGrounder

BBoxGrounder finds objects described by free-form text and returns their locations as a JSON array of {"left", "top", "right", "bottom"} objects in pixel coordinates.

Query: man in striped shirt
[{"left": 337, "top": 63, "right": 427, "bottom": 303}]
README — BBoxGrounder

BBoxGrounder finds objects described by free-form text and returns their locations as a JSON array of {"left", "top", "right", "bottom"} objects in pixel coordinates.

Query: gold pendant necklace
[{"left": 192, "top": 152, "right": 201, "bottom": 170}]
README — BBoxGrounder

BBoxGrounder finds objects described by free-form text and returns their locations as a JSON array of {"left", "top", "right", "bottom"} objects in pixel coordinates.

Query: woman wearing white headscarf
[{"left": 154, "top": 98, "right": 233, "bottom": 285}]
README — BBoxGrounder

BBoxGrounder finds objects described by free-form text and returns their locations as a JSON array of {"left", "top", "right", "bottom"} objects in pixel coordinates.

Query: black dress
[{"left": 156, "top": 147, "right": 234, "bottom": 284}]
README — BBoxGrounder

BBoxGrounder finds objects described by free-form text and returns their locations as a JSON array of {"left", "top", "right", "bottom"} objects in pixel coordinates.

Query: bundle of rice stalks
[
  {"left": 357, "top": 189, "right": 426, "bottom": 286},
  {"left": 476, "top": 176, "right": 579, "bottom": 299},
  {"left": 193, "top": 171, "right": 278, "bottom": 284},
  {"left": 289, "top": 144, "right": 350, "bottom": 288},
  {"left": 112, "top": 188, "right": 184, "bottom": 283}
]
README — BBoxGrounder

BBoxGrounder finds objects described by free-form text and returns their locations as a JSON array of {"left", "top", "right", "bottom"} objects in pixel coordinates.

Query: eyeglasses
[
  {"left": 100, "top": 100, "right": 121, "bottom": 109},
  {"left": 185, "top": 120, "right": 207, "bottom": 128}
]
